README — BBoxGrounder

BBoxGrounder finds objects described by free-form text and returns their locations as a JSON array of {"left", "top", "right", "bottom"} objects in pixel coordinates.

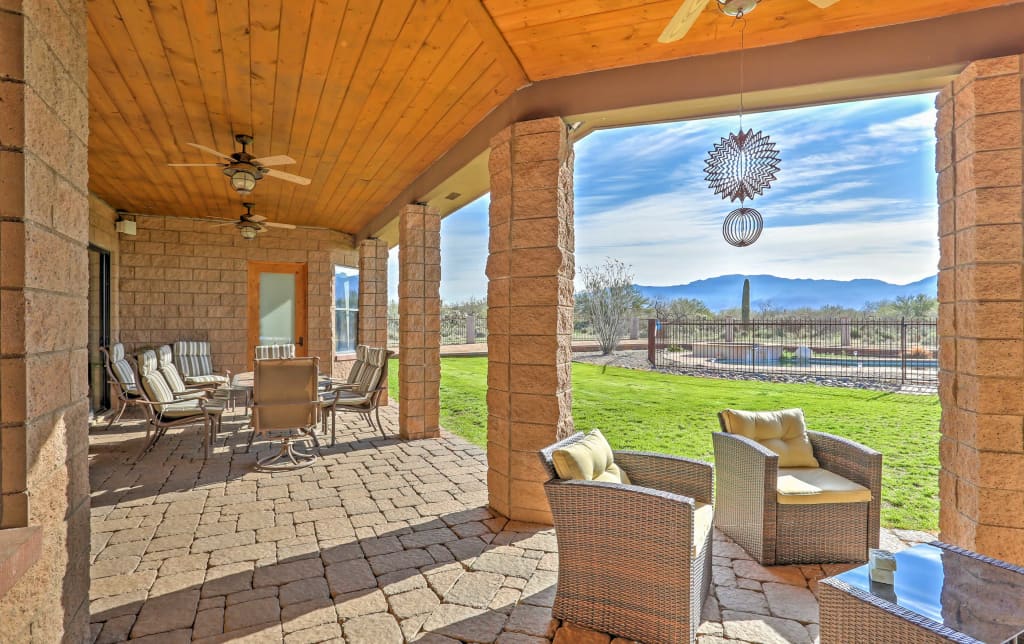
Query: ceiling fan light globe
[
  {"left": 230, "top": 170, "right": 257, "bottom": 195},
  {"left": 239, "top": 224, "right": 259, "bottom": 240}
]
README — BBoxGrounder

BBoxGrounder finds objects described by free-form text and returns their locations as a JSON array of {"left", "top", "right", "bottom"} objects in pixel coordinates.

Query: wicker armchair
[
  {"left": 540, "top": 432, "right": 714, "bottom": 644},
  {"left": 713, "top": 410, "right": 882, "bottom": 565}
]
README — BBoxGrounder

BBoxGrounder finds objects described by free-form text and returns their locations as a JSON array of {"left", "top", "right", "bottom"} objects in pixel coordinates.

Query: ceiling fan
[
  {"left": 658, "top": 0, "right": 841, "bottom": 43},
  {"left": 168, "top": 134, "right": 312, "bottom": 195},
  {"left": 205, "top": 202, "right": 296, "bottom": 240}
]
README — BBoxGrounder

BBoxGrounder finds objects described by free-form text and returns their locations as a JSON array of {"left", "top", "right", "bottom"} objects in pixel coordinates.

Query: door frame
[
  {"left": 247, "top": 261, "right": 308, "bottom": 369},
  {"left": 88, "top": 244, "right": 112, "bottom": 412}
]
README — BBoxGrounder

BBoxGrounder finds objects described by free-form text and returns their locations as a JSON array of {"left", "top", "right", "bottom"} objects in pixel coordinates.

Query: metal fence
[
  {"left": 387, "top": 315, "right": 488, "bottom": 348},
  {"left": 572, "top": 316, "right": 648, "bottom": 342},
  {"left": 386, "top": 315, "right": 651, "bottom": 347},
  {"left": 649, "top": 317, "right": 938, "bottom": 385}
]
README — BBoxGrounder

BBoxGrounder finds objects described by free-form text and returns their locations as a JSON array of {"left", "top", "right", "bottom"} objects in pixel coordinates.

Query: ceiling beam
[
  {"left": 454, "top": 0, "right": 530, "bottom": 88},
  {"left": 356, "top": 2, "right": 1024, "bottom": 243}
]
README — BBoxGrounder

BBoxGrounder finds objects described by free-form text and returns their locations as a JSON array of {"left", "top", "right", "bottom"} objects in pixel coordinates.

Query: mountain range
[{"left": 635, "top": 274, "right": 938, "bottom": 312}]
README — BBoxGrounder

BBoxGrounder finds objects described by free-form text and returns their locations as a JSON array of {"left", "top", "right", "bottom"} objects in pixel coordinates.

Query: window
[{"left": 335, "top": 266, "right": 359, "bottom": 353}]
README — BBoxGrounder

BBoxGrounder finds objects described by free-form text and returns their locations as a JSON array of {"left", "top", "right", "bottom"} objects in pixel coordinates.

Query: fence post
[
  {"left": 725, "top": 316, "right": 735, "bottom": 342},
  {"left": 900, "top": 317, "right": 907, "bottom": 385},
  {"left": 647, "top": 319, "right": 657, "bottom": 365},
  {"left": 841, "top": 317, "right": 851, "bottom": 346},
  {"left": 630, "top": 317, "right": 639, "bottom": 340},
  {"left": 466, "top": 315, "right": 476, "bottom": 345}
]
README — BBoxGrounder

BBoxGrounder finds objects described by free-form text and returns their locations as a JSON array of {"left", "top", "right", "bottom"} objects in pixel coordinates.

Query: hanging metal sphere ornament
[
  {"left": 704, "top": 129, "right": 780, "bottom": 203},
  {"left": 722, "top": 207, "right": 763, "bottom": 247}
]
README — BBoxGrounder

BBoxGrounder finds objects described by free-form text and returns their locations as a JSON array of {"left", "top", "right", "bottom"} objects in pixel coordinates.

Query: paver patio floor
[{"left": 88, "top": 405, "right": 932, "bottom": 643}]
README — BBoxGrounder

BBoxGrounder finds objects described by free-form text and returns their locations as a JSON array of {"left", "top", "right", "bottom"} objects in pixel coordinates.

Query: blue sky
[{"left": 389, "top": 93, "right": 939, "bottom": 303}]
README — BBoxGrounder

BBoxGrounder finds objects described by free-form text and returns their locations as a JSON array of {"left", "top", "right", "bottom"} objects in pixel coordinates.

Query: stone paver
[{"left": 89, "top": 404, "right": 926, "bottom": 644}]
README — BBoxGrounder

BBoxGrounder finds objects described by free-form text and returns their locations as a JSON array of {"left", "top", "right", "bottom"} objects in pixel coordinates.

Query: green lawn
[{"left": 389, "top": 357, "right": 940, "bottom": 531}]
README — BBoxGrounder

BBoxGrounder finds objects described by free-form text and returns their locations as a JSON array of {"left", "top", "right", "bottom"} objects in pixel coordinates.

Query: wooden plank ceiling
[{"left": 88, "top": 0, "right": 1011, "bottom": 234}]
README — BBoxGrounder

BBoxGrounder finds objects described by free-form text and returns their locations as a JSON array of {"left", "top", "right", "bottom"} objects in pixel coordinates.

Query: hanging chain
[{"left": 736, "top": 15, "right": 747, "bottom": 131}]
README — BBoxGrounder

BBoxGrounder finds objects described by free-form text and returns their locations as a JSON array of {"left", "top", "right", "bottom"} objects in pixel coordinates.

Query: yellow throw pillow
[
  {"left": 719, "top": 408, "right": 819, "bottom": 468},
  {"left": 552, "top": 429, "right": 631, "bottom": 484}
]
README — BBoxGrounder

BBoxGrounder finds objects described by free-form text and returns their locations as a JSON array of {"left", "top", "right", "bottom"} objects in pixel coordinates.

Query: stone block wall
[
  {"left": 114, "top": 212, "right": 357, "bottom": 375},
  {"left": 358, "top": 237, "right": 390, "bottom": 402},
  {"left": 398, "top": 204, "right": 441, "bottom": 440},
  {"left": 486, "top": 118, "right": 575, "bottom": 524},
  {"left": 0, "top": 0, "right": 91, "bottom": 640},
  {"left": 936, "top": 53, "right": 1024, "bottom": 565}
]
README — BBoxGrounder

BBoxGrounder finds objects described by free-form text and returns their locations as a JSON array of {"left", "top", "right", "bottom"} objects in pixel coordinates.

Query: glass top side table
[{"left": 820, "top": 541, "right": 1024, "bottom": 644}]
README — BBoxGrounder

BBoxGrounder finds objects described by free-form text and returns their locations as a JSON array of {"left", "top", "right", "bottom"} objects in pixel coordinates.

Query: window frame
[{"left": 334, "top": 265, "right": 359, "bottom": 355}]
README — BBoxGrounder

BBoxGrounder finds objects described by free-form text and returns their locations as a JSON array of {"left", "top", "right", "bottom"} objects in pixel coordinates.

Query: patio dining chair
[
  {"left": 247, "top": 356, "right": 321, "bottom": 469},
  {"left": 173, "top": 340, "right": 230, "bottom": 386},
  {"left": 155, "top": 345, "right": 216, "bottom": 397},
  {"left": 321, "top": 347, "right": 393, "bottom": 443},
  {"left": 100, "top": 343, "right": 143, "bottom": 429},
  {"left": 539, "top": 430, "right": 714, "bottom": 644},
  {"left": 254, "top": 343, "right": 296, "bottom": 360},
  {"left": 713, "top": 408, "right": 882, "bottom": 565},
  {"left": 134, "top": 356, "right": 223, "bottom": 457}
]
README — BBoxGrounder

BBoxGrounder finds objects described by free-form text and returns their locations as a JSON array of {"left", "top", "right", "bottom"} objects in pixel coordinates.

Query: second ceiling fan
[
  {"left": 169, "top": 134, "right": 312, "bottom": 196},
  {"left": 659, "top": 0, "right": 841, "bottom": 43}
]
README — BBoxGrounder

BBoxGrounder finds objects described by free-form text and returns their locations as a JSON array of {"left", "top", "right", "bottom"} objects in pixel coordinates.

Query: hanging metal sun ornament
[
  {"left": 704, "top": 129, "right": 780, "bottom": 203},
  {"left": 703, "top": 16, "right": 780, "bottom": 247}
]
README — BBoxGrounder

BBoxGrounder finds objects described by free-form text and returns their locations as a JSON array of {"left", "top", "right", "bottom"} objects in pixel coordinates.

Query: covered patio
[
  {"left": 2, "top": 0, "right": 1024, "bottom": 641},
  {"left": 87, "top": 406, "right": 931, "bottom": 643}
]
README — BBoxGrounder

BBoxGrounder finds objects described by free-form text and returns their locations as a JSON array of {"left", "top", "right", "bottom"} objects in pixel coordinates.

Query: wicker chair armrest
[
  {"left": 545, "top": 478, "right": 697, "bottom": 550},
  {"left": 807, "top": 430, "right": 882, "bottom": 492},
  {"left": 712, "top": 432, "right": 779, "bottom": 563},
  {"left": 613, "top": 451, "right": 714, "bottom": 504},
  {"left": 714, "top": 430, "right": 778, "bottom": 469}
]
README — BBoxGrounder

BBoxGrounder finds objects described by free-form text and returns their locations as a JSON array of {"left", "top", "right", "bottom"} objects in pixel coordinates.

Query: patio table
[
  {"left": 227, "top": 371, "right": 341, "bottom": 412},
  {"left": 819, "top": 541, "right": 1024, "bottom": 643}
]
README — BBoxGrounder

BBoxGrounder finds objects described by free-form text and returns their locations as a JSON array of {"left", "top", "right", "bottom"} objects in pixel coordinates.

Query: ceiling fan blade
[
  {"left": 806, "top": 0, "right": 840, "bottom": 6},
  {"left": 168, "top": 163, "right": 223, "bottom": 167},
  {"left": 208, "top": 221, "right": 238, "bottom": 228},
  {"left": 185, "top": 142, "right": 233, "bottom": 160},
  {"left": 248, "top": 214, "right": 267, "bottom": 222},
  {"left": 252, "top": 154, "right": 295, "bottom": 167},
  {"left": 658, "top": 0, "right": 710, "bottom": 43},
  {"left": 265, "top": 168, "right": 312, "bottom": 186},
  {"left": 262, "top": 221, "right": 297, "bottom": 230}
]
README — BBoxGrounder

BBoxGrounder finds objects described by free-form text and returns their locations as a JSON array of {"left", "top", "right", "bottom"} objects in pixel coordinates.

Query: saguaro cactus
[{"left": 741, "top": 278, "right": 751, "bottom": 326}]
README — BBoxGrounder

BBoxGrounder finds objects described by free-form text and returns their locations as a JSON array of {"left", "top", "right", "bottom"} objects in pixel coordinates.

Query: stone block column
[
  {"left": 398, "top": 204, "right": 441, "bottom": 440},
  {"left": 0, "top": 0, "right": 91, "bottom": 640},
  {"left": 487, "top": 117, "right": 575, "bottom": 524},
  {"left": 936, "top": 53, "right": 1024, "bottom": 565},
  {"left": 358, "top": 237, "right": 389, "bottom": 403}
]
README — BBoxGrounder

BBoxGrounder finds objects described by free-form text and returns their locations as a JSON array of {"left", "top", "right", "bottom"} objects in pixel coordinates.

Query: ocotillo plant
[{"left": 741, "top": 278, "right": 751, "bottom": 328}]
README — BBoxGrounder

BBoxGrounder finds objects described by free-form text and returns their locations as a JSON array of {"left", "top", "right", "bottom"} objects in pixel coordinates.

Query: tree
[
  {"left": 651, "top": 297, "right": 713, "bottom": 321},
  {"left": 863, "top": 294, "right": 938, "bottom": 319},
  {"left": 579, "top": 258, "right": 644, "bottom": 355}
]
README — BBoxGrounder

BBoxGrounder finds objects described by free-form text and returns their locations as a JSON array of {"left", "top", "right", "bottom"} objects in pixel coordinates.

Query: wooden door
[{"left": 247, "top": 262, "right": 308, "bottom": 369}]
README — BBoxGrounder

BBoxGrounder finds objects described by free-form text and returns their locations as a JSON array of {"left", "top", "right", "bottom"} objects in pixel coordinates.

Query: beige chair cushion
[
  {"left": 776, "top": 468, "right": 872, "bottom": 505},
  {"left": 720, "top": 408, "right": 820, "bottom": 468},
  {"left": 552, "top": 429, "right": 631, "bottom": 485},
  {"left": 693, "top": 502, "right": 714, "bottom": 553}
]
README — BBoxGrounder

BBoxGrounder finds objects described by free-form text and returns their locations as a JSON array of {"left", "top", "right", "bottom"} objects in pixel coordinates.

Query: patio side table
[{"left": 819, "top": 541, "right": 1024, "bottom": 643}]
